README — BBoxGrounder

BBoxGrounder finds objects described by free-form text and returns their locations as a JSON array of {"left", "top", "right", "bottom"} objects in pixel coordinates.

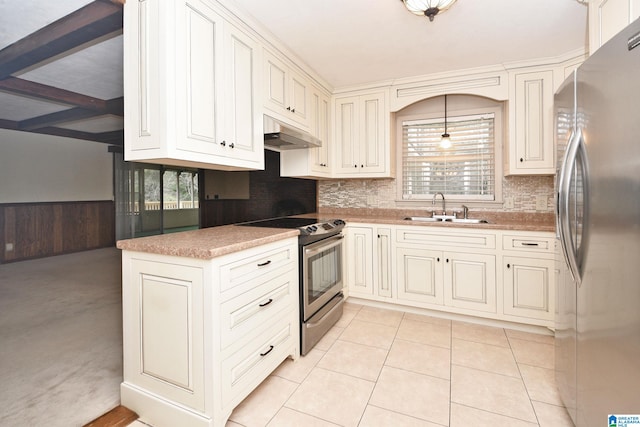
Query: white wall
[{"left": 0, "top": 129, "right": 113, "bottom": 203}]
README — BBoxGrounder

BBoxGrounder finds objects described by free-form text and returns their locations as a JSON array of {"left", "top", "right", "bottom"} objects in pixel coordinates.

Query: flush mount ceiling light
[
  {"left": 401, "top": 0, "right": 458, "bottom": 22},
  {"left": 440, "top": 94, "right": 452, "bottom": 149}
]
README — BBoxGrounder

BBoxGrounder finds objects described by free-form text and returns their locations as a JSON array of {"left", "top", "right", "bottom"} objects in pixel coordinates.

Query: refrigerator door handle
[{"left": 558, "top": 126, "right": 583, "bottom": 285}]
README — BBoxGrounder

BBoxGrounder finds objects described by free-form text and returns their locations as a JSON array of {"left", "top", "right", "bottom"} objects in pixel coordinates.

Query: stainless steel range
[{"left": 239, "top": 217, "right": 345, "bottom": 355}]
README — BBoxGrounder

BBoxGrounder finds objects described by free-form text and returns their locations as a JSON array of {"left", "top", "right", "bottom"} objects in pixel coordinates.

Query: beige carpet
[{"left": 0, "top": 248, "right": 123, "bottom": 427}]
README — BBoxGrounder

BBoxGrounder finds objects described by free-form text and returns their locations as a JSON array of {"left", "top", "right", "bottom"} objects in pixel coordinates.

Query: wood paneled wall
[{"left": 0, "top": 200, "right": 115, "bottom": 263}]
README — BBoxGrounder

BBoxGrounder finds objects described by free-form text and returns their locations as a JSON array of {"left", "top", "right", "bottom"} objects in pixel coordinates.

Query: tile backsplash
[{"left": 318, "top": 175, "right": 555, "bottom": 213}]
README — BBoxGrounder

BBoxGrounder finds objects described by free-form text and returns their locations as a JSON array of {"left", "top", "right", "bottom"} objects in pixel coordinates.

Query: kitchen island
[{"left": 116, "top": 226, "right": 300, "bottom": 427}]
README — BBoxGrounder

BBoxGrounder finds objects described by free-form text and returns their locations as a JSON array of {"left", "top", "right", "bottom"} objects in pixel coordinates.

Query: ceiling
[{"left": 0, "top": 0, "right": 587, "bottom": 146}]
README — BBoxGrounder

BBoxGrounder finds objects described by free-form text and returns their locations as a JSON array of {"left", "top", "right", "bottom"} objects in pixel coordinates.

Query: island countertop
[{"left": 116, "top": 225, "right": 299, "bottom": 259}]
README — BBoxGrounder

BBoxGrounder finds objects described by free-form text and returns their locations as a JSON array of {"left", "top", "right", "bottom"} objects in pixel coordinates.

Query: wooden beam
[
  {"left": 0, "top": 77, "right": 108, "bottom": 110},
  {"left": 19, "top": 96, "right": 123, "bottom": 131},
  {"left": 30, "top": 126, "right": 123, "bottom": 145},
  {"left": 0, "top": 1, "right": 123, "bottom": 79}
]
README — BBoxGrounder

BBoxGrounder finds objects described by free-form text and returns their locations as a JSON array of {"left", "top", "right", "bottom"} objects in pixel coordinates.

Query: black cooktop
[{"left": 239, "top": 217, "right": 318, "bottom": 229}]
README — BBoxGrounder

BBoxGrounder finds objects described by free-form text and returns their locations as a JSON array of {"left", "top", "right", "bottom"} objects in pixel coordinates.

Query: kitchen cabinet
[
  {"left": 280, "top": 85, "right": 332, "bottom": 178},
  {"left": 263, "top": 50, "right": 311, "bottom": 130},
  {"left": 501, "top": 232, "right": 556, "bottom": 324},
  {"left": 588, "top": 0, "right": 640, "bottom": 55},
  {"left": 394, "top": 226, "right": 498, "bottom": 317},
  {"left": 344, "top": 225, "right": 393, "bottom": 299},
  {"left": 506, "top": 68, "right": 555, "bottom": 175},
  {"left": 396, "top": 247, "right": 496, "bottom": 314},
  {"left": 333, "top": 90, "right": 392, "bottom": 178},
  {"left": 120, "top": 238, "right": 299, "bottom": 427},
  {"left": 123, "top": 0, "right": 263, "bottom": 170}
]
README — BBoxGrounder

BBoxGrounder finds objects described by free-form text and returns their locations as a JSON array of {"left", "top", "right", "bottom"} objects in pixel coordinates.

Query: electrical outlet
[
  {"left": 5, "top": 243, "right": 14, "bottom": 252},
  {"left": 504, "top": 197, "right": 514, "bottom": 209},
  {"left": 536, "top": 195, "right": 548, "bottom": 211}
]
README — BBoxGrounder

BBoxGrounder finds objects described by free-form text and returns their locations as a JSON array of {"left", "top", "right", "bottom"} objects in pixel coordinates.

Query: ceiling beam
[
  {"left": 0, "top": 1, "right": 123, "bottom": 79},
  {"left": 29, "top": 126, "right": 123, "bottom": 146},
  {"left": 0, "top": 77, "right": 108, "bottom": 110},
  {"left": 18, "top": 96, "right": 124, "bottom": 131}
]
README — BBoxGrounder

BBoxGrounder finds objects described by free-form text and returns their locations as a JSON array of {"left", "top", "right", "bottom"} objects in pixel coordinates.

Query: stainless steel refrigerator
[{"left": 555, "top": 19, "right": 640, "bottom": 426}]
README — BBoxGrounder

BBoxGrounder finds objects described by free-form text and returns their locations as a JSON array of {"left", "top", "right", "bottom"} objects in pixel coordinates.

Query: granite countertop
[
  {"left": 316, "top": 208, "right": 556, "bottom": 233},
  {"left": 116, "top": 225, "right": 299, "bottom": 259}
]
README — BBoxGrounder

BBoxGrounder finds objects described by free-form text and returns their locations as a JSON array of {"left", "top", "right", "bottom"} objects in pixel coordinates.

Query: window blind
[{"left": 402, "top": 113, "right": 495, "bottom": 200}]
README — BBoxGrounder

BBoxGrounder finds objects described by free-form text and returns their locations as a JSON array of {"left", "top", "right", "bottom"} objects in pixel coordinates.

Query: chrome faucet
[
  {"left": 461, "top": 204, "right": 469, "bottom": 219},
  {"left": 432, "top": 192, "right": 446, "bottom": 215}
]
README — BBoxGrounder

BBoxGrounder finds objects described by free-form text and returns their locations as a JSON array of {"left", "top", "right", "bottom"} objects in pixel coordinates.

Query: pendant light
[
  {"left": 401, "top": 0, "right": 458, "bottom": 22},
  {"left": 440, "top": 94, "right": 452, "bottom": 149}
]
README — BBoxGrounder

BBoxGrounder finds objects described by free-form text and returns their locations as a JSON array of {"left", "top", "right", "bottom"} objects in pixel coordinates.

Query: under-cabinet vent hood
[{"left": 263, "top": 116, "right": 321, "bottom": 150}]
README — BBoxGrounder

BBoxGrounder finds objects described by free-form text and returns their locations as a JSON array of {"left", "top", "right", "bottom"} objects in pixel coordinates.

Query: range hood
[{"left": 263, "top": 116, "right": 321, "bottom": 150}]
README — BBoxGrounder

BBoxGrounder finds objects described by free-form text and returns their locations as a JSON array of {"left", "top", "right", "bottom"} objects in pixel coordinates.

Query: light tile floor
[{"left": 130, "top": 302, "right": 574, "bottom": 427}]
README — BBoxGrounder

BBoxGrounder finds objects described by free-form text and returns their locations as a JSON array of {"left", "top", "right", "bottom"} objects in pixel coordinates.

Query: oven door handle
[{"left": 304, "top": 234, "right": 344, "bottom": 258}]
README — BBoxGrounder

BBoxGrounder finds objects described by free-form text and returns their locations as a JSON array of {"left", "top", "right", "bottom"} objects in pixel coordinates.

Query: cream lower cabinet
[
  {"left": 124, "top": 0, "right": 263, "bottom": 170},
  {"left": 345, "top": 223, "right": 556, "bottom": 327},
  {"left": 501, "top": 232, "right": 556, "bottom": 326},
  {"left": 120, "top": 238, "right": 299, "bottom": 427},
  {"left": 396, "top": 247, "right": 496, "bottom": 314},
  {"left": 345, "top": 225, "right": 393, "bottom": 299}
]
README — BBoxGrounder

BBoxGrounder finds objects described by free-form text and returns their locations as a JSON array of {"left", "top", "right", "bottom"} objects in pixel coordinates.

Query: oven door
[{"left": 302, "top": 233, "right": 344, "bottom": 321}]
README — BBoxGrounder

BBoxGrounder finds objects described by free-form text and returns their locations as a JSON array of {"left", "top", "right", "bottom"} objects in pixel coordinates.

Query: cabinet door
[
  {"left": 508, "top": 70, "right": 554, "bottom": 174},
  {"left": 335, "top": 96, "right": 360, "bottom": 173},
  {"left": 503, "top": 256, "right": 554, "bottom": 320},
  {"left": 360, "top": 92, "right": 386, "bottom": 173},
  {"left": 376, "top": 228, "right": 392, "bottom": 298},
  {"left": 444, "top": 252, "right": 496, "bottom": 313},
  {"left": 177, "top": 0, "right": 225, "bottom": 155},
  {"left": 396, "top": 247, "right": 443, "bottom": 305},
  {"left": 264, "top": 53, "right": 288, "bottom": 114},
  {"left": 346, "top": 227, "right": 374, "bottom": 296},
  {"left": 311, "top": 91, "right": 331, "bottom": 173},
  {"left": 290, "top": 70, "right": 310, "bottom": 126},
  {"left": 223, "top": 24, "right": 261, "bottom": 163},
  {"left": 588, "top": 0, "right": 640, "bottom": 55}
]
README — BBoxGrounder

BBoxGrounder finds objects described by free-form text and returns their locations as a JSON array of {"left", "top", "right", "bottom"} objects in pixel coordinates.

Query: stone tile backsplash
[{"left": 318, "top": 175, "right": 555, "bottom": 213}]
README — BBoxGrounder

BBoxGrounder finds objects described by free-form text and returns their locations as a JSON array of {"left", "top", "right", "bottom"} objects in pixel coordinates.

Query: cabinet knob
[
  {"left": 229, "top": 142, "right": 235, "bottom": 149},
  {"left": 507, "top": 263, "right": 511, "bottom": 269},
  {"left": 286, "top": 106, "right": 291, "bottom": 111},
  {"left": 220, "top": 141, "right": 226, "bottom": 147},
  {"left": 354, "top": 164, "right": 358, "bottom": 168},
  {"left": 360, "top": 164, "right": 364, "bottom": 168},
  {"left": 291, "top": 108, "right": 295, "bottom": 113},
  {"left": 519, "top": 158, "right": 524, "bottom": 162},
  {"left": 437, "top": 257, "right": 440, "bottom": 262},
  {"left": 446, "top": 258, "right": 449, "bottom": 263}
]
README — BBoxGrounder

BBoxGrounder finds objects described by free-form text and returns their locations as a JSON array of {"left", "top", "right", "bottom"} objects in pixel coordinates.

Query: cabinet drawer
[
  {"left": 396, "top": 228, "right": 496, "bottom": 250},
  {"left": 220, "top": 270, "right": 296, "bottom": 349},
  {"left": 221, "top": 318, "right": 295, "bottom": 405},
  {"left": 502, "top": 234, "right": 554, "bottom": 253},
  {"left": 219, "top": 241, "right": 297, "bottom": 294}
]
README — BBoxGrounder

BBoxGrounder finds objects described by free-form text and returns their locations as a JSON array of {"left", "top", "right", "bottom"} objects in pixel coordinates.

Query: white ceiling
[{"left": 229, "top": 0, "right": 588, "bottom": 89}]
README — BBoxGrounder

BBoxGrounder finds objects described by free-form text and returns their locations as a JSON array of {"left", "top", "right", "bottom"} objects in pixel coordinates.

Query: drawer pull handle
[
  {"left": 259, "top": 298, "right": 273, "bottom": 307},
  {"left": 522, "top": 242, "right": 539, "bottom": 247},
  {"left": 260, "top": 345, "right": 274, "bottom": 357},
  {"left": 257, "top": 260, "right": 272, "bottom": 267}
]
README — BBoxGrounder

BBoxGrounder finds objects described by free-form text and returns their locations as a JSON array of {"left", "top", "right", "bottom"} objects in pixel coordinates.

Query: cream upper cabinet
[
  {"left": 333, "top": 90, "right": 392, "bottom": 178},
  {"left": 279, "top": 84, "right": 332, "bottom": 178},
  {"left": 506, "top": 68, "right": 555, "bottom": 175},
  {"left": 589, "top": 0, "right": 640, "bottom": 55},
  {"left": 123, "top": 0, "right": 263, "bottom": 170},
  {"left": 263, "top": 51, "right": 311, "bottom": 130}
]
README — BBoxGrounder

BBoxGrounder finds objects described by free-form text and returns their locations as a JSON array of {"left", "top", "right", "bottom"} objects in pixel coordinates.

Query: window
[{"left": 398, "top": 100, "right": 503, "bottom": 202}]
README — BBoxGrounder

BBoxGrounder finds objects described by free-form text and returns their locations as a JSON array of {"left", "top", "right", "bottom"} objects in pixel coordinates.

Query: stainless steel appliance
[
  {"left": 554, "top": 20, "right": 640, "bottom": 426},
  {"left": 239, "top": 217, "right": 345, "bottom": 355}
]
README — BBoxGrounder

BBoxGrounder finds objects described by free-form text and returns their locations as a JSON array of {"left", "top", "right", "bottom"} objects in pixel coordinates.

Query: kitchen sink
[
  {"left": 403, "top": 216, "right": 443, "bottom": 222},
  {"left": 444, "top": 218, "right": 489, "bottom": 224}
]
